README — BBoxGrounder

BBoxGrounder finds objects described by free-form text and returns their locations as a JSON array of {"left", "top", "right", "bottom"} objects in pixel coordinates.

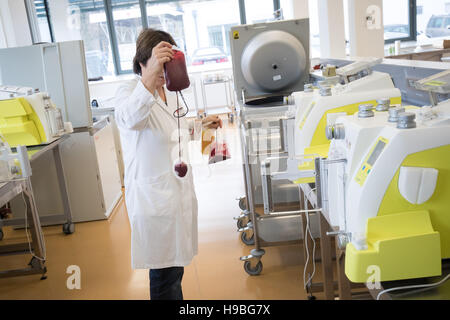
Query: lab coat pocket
[{"left": 133, "top": 171, "right": 178, "bottom": 218}]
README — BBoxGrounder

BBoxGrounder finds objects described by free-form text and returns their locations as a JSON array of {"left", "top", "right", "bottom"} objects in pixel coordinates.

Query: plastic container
[{"left": 208, "top": 129, "right": 231, "bottom": 164}]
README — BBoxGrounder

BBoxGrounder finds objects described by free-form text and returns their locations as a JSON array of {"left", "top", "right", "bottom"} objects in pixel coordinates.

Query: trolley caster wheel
[
  {"left": 238, "top": 198, "right": 246, "bottom": 210},
  {"left": 40, "top": 274, "right": 48, "bottom": 281},
  {"left": 307, "top": 295, "right": 317, "bottom": 300},
  {"left": 236, "top": 218, "right": 248, "bottom": 229},
  {"left": 0, "top": 229, "right": 3, "bottom": 241},
  {"left": 63, "top": 223, "right": 75, "bottom": 235},
  {"left": 240, "top": 231, "right": 254, "bottom": 246},
  {"left": 244, "top": 260, "right": 262, "bottom": 276},
  {"left": 29, "top": 256, "right": 43, "bottom": 269}
]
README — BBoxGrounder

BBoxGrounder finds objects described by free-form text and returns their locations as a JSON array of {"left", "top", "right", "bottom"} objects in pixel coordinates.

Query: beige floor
[{"left": 0, "top": 117, "right": 325, "bottom": 300}]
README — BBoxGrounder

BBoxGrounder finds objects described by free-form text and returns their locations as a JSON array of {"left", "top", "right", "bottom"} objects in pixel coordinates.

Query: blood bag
[
  {"left": 173, "top": 158, "right": 188, "bottom": 179},
  {"left": 164, "top": 50, "right": 190, "bottom": 92},
  {"left": 208, "top": 129, "right": 231, "bottom": 164}
]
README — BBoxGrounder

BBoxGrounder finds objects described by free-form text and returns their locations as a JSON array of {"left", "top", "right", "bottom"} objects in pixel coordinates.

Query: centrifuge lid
[{"left": 230, "top": 19, "right": 310, "bottom": 103}]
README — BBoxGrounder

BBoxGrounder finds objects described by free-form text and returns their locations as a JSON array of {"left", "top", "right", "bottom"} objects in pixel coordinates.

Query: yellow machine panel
[
  {"left": 346, "top": 145, "right": 450, "bottom": 282},
  {"left": 0, "top": 98, "right": 46, "bottom": 147},
  {"left": 310, "top": 97, "right": 401, "bottom": 147},
  {"left": 345, "top": 210, "right": 441, "bottom": 282},
  {"left": 378, "top": 144, "right": 450, "bottom": 259}
]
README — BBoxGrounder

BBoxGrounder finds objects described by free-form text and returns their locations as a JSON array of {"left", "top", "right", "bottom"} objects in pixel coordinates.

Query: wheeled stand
[
  {"left": 236, "top": 104, "right": 303, "bottom": 275},
  {"left": 0, "top": 146, "right": 47, "bottom": 280}
]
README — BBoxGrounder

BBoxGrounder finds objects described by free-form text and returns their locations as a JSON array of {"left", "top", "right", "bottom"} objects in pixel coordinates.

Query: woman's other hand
[
  {"left": 202, "top": 115, "right": 223, "bottom": 129},
  {"left": 140, "top": 41, "right": 174, "bottom": 95}
]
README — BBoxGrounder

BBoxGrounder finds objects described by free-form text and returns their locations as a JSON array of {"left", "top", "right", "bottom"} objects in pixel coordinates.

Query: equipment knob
[
  {"left": 358, "top": 104, "right": 374, "bottom": 118},
  {"left": 397, "top": 112, "right": 416, "bottom": 129},
  {"left": 304, "top": 83, "right": 314, "bottom": 92},
  {"left": 376, "top": 98, "right": 390, "bottom": 111},
  {"left": 325, "top": 123, "right": 345, "bottom": 140},
  {"left": 319, "top": 87, "right": 332, "bottom": 96},
  {"left": 388, "top": 107, "right": 405, "bottom": 122},
  {"left": 325, "top": 125, "right": 334, "bottom": 140}
]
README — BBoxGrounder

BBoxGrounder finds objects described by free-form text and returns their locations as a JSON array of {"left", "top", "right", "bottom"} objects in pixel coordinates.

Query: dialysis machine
[
  {"left": 294, "top": 59, "right": 401, "bottom": 158},
  {"left": 256, "top": 58, "right": 403, "bottom": 294},
  {"left": 230, "top": 18, "right": 310, "bottom": 275},
  {"left": 260, "top": 59, "right": 402, "bottom": 215},
  {"left": 321, "top": 70, "right": 450, "bottom": 283}
]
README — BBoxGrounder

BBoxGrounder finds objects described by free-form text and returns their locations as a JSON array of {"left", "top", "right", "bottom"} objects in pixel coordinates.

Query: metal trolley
[
  {"left": 229, "top": 18, "right": 311, "bottom": 275},
  {"left": 0, "top": 145, "right": 47, "bottom": 279},
  {"left": 259, "top": 154, "right": 356, "bottom": 299},
  {"left": 236, "top": 102, "right": 304, "bottom": 275}
]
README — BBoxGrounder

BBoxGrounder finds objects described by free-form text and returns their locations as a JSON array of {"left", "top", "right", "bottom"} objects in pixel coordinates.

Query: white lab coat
[{"left": 114, "top": 77, "right": 198, "bottom": 269}]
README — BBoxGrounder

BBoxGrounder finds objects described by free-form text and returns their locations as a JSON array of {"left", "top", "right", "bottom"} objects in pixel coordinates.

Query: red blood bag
[
  {"left": 209, "top": 142, "right": 231, "bottom": 164},
  {"left": 208, "top": 129, "right": 231, "bottom": 164},
  {"left": 164, "top": 50, "right": 190, "bottom": 92},
  {"left": 174, "top": 159, "right": 188, "bottom": 178}
]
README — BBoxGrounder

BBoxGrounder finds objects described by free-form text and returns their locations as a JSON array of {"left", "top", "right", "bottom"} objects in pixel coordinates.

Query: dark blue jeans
[{"left": 149, "top": 267, "right": 184, "bottom": 300}]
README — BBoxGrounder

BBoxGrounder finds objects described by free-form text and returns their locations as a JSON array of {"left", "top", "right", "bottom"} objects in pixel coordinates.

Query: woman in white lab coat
[{"left": 114, "top": 29, "right": 222, "bottom": 300}]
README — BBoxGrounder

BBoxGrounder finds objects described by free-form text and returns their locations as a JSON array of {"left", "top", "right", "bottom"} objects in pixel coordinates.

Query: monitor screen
[{"left": 367, "top": 140, "right": 386, "bottom": 166}]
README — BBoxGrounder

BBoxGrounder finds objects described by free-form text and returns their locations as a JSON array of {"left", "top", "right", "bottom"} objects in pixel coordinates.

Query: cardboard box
[{"left": 443, "top": 40, "right": 450, "bottom": 49}]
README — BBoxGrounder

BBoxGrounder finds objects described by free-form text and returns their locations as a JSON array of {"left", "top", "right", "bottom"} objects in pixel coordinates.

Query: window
[
  {"left": 207, "top": 24, "right": 235, "bottom": 55},
  {"left": 34, "top": 0, "right": 53, "bottom": 43},
  {"left": 145, "top": 0, "right": 241, "bottom": 67},
  {"left": 111, "top": 0, "right": 143, "bottom": 72},
  {"left": 383, "top": 0, "right": 415, "bottom": 42},
  {"left": 417, "top": 0, "right": 450, "bottom": 41},
  {"left": 30, "top": 0, "right": 280, "bottom": 76},
  {"left": 308, "top": 0, "right": 320, "bottom": 58},
  {"left": 417, "top": 5, "right": 423, "bottom": 15},
  {"left": 41, "top": 0, "right": 114, "bottom": 79},
  {"left": 244, "top": 0, "right": 275, "bottom": 24}
]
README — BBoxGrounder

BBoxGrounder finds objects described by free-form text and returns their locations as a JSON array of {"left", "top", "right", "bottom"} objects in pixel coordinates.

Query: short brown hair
[{"left": 133, "top": 28, "right": 177, "bottom": 75}]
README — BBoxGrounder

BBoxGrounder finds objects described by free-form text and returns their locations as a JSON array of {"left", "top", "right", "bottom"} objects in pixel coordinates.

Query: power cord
[
  {"left": 22, "top": 192, "right": 46, "bottom": 262},
  {"left": 376, "top": 273, "right": 450, "bottom": 300},
  {"left": 302, "top": 187, "right": 317, "bottom": 291}
]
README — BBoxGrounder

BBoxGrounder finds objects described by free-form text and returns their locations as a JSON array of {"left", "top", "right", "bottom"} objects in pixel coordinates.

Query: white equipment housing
[{"left": 294, "top": 71, "right": 401, "bottom": 156}]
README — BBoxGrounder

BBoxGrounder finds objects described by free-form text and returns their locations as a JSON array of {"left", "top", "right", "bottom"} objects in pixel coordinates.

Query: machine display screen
[{"left": 367, "top": 140, "right": 386, "bottom": 166}]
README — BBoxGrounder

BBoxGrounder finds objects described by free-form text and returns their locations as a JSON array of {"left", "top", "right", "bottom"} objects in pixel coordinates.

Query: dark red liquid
[
  {"left": 164, "top": 50, "right": 190, "bottom": 92},
  {"left": 174, "top": 161, "right": 188, "bottom": 178},
  {"left": 209, "top": 142, "right": 231, "bottom": 163}
]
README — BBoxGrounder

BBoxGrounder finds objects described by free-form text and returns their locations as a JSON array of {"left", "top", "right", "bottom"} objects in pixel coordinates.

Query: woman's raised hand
[
  {"left": 140, "top": 41, "right": 174, "bottom": 95},
  {"left": 202, "top": 115, "right": 223, "bottom": 129}
]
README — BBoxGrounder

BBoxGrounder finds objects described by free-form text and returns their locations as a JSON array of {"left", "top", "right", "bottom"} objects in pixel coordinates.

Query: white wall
[
  {"left": 347, "top": 0, "right": 384, "bottom": 58},
  {"left": 0, "top": 0, "right": 32, "bottom": 48},
  {"left": 0, "top": 0, "right": 17, "bottom": 47},
  {"left": 281, "top": 0, "right": 309, "bottom": 19},
  {"left": 318, "top": 0, "right": 346, "bottom": 58},
  {"left": 0, "top": 6, "right": 7, "bottom": 48}
]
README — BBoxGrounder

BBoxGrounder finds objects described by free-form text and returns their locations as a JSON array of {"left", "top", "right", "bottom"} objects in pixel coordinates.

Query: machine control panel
[{"left": 355, "top": 136, "right": 389, "bottom": 186}]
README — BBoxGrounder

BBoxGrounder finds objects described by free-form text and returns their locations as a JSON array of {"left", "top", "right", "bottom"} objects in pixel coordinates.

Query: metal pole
[
  {"left": 238, "top": 0, "right": 246, "bottom": 25},
  {"left": 273, "top": 0, "right": 280, "bottom": 10},
  {"left": 103, "top": 0, "right": 121, "bottom": 75},
  {"left": 139, "top": 0, "right": 148, "bottom": 29}
]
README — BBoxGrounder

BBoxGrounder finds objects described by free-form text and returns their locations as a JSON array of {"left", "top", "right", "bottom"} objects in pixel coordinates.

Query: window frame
[
  {"left": 30, "top": 0, "right": 280, "bottom": 76},
  {"left": 384, "top": 0, "right": 417, "bottom": 44}
]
